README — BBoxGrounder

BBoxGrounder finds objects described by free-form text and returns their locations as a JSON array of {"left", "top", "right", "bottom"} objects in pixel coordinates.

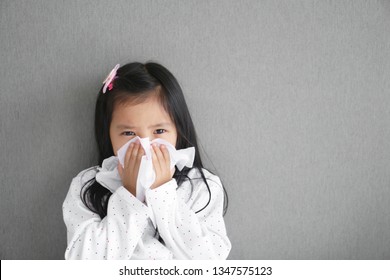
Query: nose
[{"left": 137, "top": 132, "right": 156, "bottom": 141}]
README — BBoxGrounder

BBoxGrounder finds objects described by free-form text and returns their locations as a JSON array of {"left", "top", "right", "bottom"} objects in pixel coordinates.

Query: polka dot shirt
[{"left": 62, "top": 156, "right": 231, "bottom": 260}]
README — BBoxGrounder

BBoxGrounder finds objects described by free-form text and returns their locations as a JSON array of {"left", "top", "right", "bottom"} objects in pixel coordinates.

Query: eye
[
  {"left": 154, "top": 129, "right": 166, "bottom": 134},
  {"left": 122, "top": 131, "right": 135, "bottom": 136}
]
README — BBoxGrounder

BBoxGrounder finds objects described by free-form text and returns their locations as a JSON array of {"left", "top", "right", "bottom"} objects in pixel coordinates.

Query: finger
[
  {"left": 153, "top": 144, "right": 165, "bottom": 163},
  {"left": 151, "top": 144, "right": 161, "bottom": 173},
  {"left": 132, "top": 142, "right": 145, "bottom": 175},
  {"left": 137, "top": 143, "right": 145, "bottom": 158},
  {"left": 124, "top": 142, "right": 135, "bottom": 169},
  {"left": 159, "top": 145, "right": 170, "bottom": 177},
  {"left": 160, "top": 144, "right": 171, "bottom": 167},
  {"left": 128, "top": 141, "right": 140, "bottom": 174}
]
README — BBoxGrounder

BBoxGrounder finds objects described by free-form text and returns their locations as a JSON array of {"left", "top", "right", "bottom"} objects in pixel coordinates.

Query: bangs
[{"left": 111, "top": 86, "right": 171, "bottom": 118}]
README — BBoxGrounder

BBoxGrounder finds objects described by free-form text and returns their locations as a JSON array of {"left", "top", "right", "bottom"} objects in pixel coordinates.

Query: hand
[
  {"left": 117, "top": 141, "right": 145, "bottom": 196},
  {"left": 150, "top": 144, "right": 175, "bottom": 189}
]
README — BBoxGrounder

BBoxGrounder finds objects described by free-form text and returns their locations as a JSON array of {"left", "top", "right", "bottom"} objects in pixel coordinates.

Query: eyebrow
[{"left": 116, "top": 122, "right": 172, "bottom": 129}]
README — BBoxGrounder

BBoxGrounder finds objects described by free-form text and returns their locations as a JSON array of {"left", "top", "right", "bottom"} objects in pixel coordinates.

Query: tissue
[{"left": 117, "top": 136, "right": 195, "bottom": 202}]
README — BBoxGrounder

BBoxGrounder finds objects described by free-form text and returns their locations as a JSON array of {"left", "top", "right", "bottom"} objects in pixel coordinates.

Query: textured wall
[{"left": 1, "top": 0, "right": 389, "bottom": 259}]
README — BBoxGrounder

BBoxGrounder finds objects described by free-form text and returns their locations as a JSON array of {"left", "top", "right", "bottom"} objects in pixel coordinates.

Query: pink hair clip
[{"left": 102, "top": 64, "right": 120, "bottom": 93}]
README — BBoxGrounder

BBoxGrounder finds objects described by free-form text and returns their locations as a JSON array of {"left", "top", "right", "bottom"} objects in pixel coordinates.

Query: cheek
[
  {"left": 169, "top": 131, "right": 178, "bottom": 147},
  {"left": 109, "top": 132, "right": 120, "bottom": 156},
  {"left": 155, "top": 133, "right": 177, "bottom": 147},
  {"left": 112, "top": 144, "right": 119, "bottom": 156},
  {"left": 112, "top": 141, "right": 126, "bottom": 156}
]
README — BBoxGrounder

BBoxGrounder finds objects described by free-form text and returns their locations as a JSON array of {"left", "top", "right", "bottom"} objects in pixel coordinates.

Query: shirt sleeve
[
  {"left": 63, "top": 173, "right": 151, "bottom": 260},
  {"left": 144, "top": 173, "right": 232, "bottom": 259}
]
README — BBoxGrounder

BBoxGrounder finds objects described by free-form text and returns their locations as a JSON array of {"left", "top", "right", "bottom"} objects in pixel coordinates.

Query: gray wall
[{"left": 1, "top": 0, "right": 389, "bottom": 259}]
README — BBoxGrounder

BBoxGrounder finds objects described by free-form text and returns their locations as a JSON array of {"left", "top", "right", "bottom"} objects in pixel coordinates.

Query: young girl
[{"left": 62, "top": 62, "right": 231, "bottom": 259}]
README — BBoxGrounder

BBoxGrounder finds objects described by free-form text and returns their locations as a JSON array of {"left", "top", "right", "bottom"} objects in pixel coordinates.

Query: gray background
[{"left": 1, "top": 0, "right": 389, "bottom": 260}]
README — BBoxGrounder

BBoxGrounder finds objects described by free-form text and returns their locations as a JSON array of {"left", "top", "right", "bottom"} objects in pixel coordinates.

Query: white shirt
[{"left": 62, "top": 155, "right": 231, "bottom": 260}]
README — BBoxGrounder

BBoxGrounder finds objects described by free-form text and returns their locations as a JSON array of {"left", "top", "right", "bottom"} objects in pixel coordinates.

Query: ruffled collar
[{"left": 95, "top": 156, "right": 123, "bottom": 193}]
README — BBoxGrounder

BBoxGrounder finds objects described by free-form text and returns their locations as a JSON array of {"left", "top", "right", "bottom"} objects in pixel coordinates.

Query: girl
[{"left": 62, "top": 62, "right": 231, "bottom": 259}]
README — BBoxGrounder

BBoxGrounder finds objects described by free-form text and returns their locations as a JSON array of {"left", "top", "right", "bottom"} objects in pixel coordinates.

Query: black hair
[{"left": 81, "top": 62, "right": 228, "bottom": 223}]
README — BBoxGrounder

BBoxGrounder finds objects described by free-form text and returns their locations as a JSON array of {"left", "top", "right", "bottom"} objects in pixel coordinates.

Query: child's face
[{"left": 109, "top": 93, "right": 178, "bottom": 155}]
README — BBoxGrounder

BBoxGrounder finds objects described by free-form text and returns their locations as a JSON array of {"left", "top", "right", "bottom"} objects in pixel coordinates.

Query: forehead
[{"left": 111, "top": 94, "right": 172, "bottom": 125}]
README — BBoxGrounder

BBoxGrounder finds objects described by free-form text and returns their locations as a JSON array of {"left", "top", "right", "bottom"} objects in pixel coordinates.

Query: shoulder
[
  {"left": 63, "top": 166, "right": 101, "bottom": 225},
  {"left": 178, "top": 168, "right": 225, "bottom": 213},
  {"left": 67, "top": 165, "right": 98, "bottom": 197},
  {"left": 187, "top": 168, "right": 222, "bottom": 187},
  {"left": 184, "top": 167, "right": 224, "bottom": 197}
]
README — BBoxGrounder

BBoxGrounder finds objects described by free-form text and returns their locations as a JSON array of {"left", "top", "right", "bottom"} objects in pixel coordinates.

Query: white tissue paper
[{"left": 117, "top": 136, "right": 195, "bottom": 203}]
